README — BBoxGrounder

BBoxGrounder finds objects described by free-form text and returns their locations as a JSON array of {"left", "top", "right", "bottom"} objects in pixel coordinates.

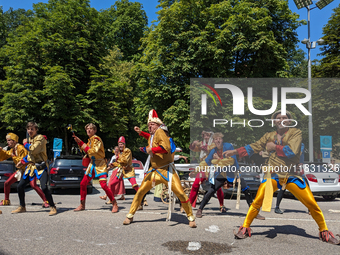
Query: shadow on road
[{"left": 251, "top": 224, "right": 319, "bottom": 240}]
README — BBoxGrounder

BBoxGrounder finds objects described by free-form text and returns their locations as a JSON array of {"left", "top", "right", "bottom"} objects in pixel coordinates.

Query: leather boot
[
  {"left": 74, "top": 200, "right": 85, "bottom": 212},
  {"left": 196, "top": 209, "right": 202, "bottom": 218},
  {"left": 123, "top": 217, "right": 133, "bottom": 225},
  {"left": 11, "top": 206, "right": 26, "bottom": 214},
  {"left": 112, "top": 200, "right": 119, "bottom": 213},
  {"left": 275, "top": 207, "right": 283, "bottom": 214},
  {"left": 234, "top": 226, "right": 252, "bottom": 239},
  {"left": 49, "top": 206, "right": 57, "bottom": 216},
  {"left": 0, "top": 210, "right": 2, "bottom": 214},
  {"left": 319, "top": 230, "right": 340, "bottom": 245},
  {"left": 189, "top": 220, "right": 197, "bottom": 228},
  {"left": 0, "top": 199, "right": 10, "bottom": 206}
]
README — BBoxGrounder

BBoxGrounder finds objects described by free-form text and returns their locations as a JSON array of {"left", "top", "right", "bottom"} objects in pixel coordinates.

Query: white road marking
[
  {"left": 205, "top": 225, "right": 220, "bottom": 233},
  {"left": 187, "top": 241, "right": 201, "bottom": 251}
]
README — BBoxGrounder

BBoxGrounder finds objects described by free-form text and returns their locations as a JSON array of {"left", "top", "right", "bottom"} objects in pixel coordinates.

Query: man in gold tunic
[
  {"left": 123, "top": 109, "right": 196, "bottom": 228},
  {"left": 109, "top": 136, "right": 139, "bottom": 207},
  {"left": 73, "top": 123, "right": 118, "bottom": 213},
  {"left": 13, "top": 122, "right": 57, "bottom": 216},
  {"left": 225, "top": 110, "right": 340, "bottom": 245},
  {"left": 0, "top": 133, "right": 48, "bottom": 207}
]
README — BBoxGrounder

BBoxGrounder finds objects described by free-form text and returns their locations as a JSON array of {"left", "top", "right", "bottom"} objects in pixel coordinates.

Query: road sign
[
  {"left": 54, "top": 151, "right": 61, "bottom": 158},
  {"left": 53, "top": 138, "right": 63, "bottom": 152},
  {"left": 321, "top": 150, "right": 331, "bottom": 159},
  {"left": 320, "top": 136, "right": 332, "bottom": 150}
]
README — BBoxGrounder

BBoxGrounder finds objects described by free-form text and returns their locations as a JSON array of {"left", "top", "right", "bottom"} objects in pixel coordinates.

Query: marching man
[
  {"left": 0, "top": 133, "right": 49, "bottom": 208},
  {"left": 123, "top": 109, "right": 196, "bottom": 228},
  {"left": 14, "top": 122, "right": 57, "bottom": 215},
  {"left": 73, "top": 123, "right": 118, "bottom": 213}
]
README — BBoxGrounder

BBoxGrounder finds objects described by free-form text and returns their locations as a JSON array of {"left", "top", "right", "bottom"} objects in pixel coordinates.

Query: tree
[
  {"left": 287, "top": 48, "right": 308, "bottom": 78},
  {"left": 133, "top": 0, "right": 302, "bottom": 150},
  {"left": 99, "top": 0, "right": 148, "bottom": 62},
  {"left": 307, "top": 5, "right": 340, "bottom": 157},
  {"left": 314, "top": 4, "right": 340, "bottom": 78},
  {"left": 0, "top": 7, "right": 33, "bottom": 80},
  {"left": 0, "top": 0, "right": 109, "bottom": 152},
  {"left": 88, "top": 47, "right": 134, "bottom": 139}
]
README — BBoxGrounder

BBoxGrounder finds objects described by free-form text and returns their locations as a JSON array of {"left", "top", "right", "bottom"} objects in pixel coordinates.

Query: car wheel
[
  {"left": 87, "top": 186, "right": 93, "bottom": 194},
  {"left": 322, "top": 195, "right": 336, "bottom": 201}
]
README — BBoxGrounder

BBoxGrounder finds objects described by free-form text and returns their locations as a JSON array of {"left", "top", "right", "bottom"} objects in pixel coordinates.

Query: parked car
[
  {"left": 0, "top": 160, "right": 16, "bottom": 189},
  {"left": 108, "top": 160, "right": 145, "bottom": 190},
  {"left": 303, "top": 162, "right": 340, "bottom": 200},
  {"left": 175, "top": 163, "right": 199, "bottom": 180},
  {"left": 48, "top": 155, "right": 93, "bottom": 193}
]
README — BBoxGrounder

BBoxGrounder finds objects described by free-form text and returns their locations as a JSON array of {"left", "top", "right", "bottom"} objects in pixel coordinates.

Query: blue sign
[
  {"left": 54, "top": 151, "right": 61, "bottom": 158},
  {"left": 321, "top": 150, "right": 331, "bottom": 159},
  {"left": 320, "top": 136, "right": 332, "bottom": 150},
  {"left": 53, "top": 138, "right": 63, "bottom": 151}
]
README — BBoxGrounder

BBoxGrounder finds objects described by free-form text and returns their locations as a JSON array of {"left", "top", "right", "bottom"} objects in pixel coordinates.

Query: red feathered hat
[{"left": 148, "top": 109, "right": 163, "bottom": 125}]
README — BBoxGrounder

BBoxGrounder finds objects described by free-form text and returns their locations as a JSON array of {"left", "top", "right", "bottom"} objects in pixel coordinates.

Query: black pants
[
  {"left": 199, "top": 174, "right": 248, "bottom": 210},
  {"left": 18, "top": 170, "right": 55, "bottom": 207}
]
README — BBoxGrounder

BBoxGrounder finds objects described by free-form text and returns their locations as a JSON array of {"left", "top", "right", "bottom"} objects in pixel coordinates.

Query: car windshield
[{"left": 55, "top": 159, "right": 83, "bottom": 167}]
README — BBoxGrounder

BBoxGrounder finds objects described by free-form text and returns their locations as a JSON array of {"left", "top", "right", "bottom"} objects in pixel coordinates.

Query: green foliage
[
  {"left": 133, "top": 0, "right": 302, "bottom": 151},
  {"left": 314, "top": 4, "right": 340, "bottom": 78},
  {"left": 99, "top": 0, "right": 148, "bottom": 62},
  {"left": 0, "top": 0, "right": 139, "bottom": 152},
  {"left": 0, "top": 0, "right": 305, "bottom": 157}
]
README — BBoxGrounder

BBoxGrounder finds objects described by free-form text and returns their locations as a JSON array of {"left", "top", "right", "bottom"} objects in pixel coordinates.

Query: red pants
[
  {"left": 189, "top": 172, "right": 224, "bottom": 207},
  {"left": 4, "top": 172, "right": 46, "bottom": 201},
  {"left": 80, "top": 174, "right": 114, "bottom": 202},
  {"left": 110, "top": 175, "right": 139, "bottom": 194}
]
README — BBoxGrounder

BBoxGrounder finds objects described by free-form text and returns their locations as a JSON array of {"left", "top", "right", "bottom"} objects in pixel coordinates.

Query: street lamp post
[{"left": 293, "top": 0, "right": 333, "bottom": 162}]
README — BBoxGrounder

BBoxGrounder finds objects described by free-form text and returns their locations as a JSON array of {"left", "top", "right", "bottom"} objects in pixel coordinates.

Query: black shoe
[
  {"left": 196, "top": 209, "right": 202, "bottom": 218},
  {"left": 275, "top": 207, "right": 283, "bottom": 214}
]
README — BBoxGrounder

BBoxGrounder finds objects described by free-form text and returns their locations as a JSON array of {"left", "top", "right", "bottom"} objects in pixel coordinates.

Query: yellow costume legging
[
  {"left": 243, "top": 178, "right": 327, "bottom": 232},
  {"left": 127, "top": 169, "right": 194, "bottom": 221}
]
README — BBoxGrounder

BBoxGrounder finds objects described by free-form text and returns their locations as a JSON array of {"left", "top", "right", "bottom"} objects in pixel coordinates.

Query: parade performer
[
  {"left": 225, "top": 110, "right": 340, "bottom": 245},
  {"left": 12, "top": 122, "right": 57, "bottom": 215},
  {"left": 195, "top": 132, "right": 264, "bottom": 220},
  {"left": 100, "top": 146, "right": 126, "bottom": 203},
  {"left": 189, "top": 130, "right": 225, "bottom": 211},
  {"left": 135, "top": 125, "right": 179, "bottom": 208},
  {"left": 109, "top": 136, "right": 139, "bottom": 204},
  {"left": 73, "top": 123, "right": 118, "bottom": 213},
  {"left": 123, "top": 109, "right": 196, "bottom": 228},
  {"left": 0, "top": 133, "right": 49, "bottom": 207}
]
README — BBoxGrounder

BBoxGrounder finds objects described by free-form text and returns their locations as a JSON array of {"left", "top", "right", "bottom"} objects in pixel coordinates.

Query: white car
[
  {"left": 303, "top": 163, "right": 340, "bottom": 200},
  {"left": 108, "top": 160, "right": 145, "bottom": 190}
]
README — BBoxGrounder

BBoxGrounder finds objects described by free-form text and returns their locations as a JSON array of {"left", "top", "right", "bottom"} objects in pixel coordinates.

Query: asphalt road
[{"left": 1, "top": 185, "right": 340, "bottom": 255}]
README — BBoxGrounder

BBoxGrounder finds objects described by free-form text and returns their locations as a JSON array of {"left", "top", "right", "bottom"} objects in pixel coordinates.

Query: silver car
[{"left": 303, "top": 163, "right": 340, "bottom": 200}]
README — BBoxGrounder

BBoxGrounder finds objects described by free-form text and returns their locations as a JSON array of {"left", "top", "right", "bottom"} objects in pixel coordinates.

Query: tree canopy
[{"left": 0, "top": 0, "right": 309, "bottom": 157}]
